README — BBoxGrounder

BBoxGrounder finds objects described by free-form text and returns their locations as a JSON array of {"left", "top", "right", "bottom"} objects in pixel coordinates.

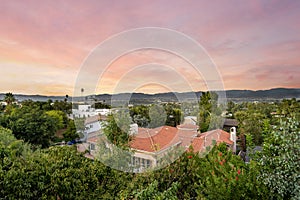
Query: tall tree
[
  {"left": 4, "top": 92, "right": 16, "bottom": 105},
  {"left": 198, "top": 92, "right": 222, "bottom": 132},
  {"left": 103, "top": 111, "right": 132, "bottom": 148},
  {"left": 7, "top": 105, "right": 57, "bottom": 148},
  {"left": 149, "top": 104, "right": 167, "bottom": 128},
  {"left": 63, "top": 120, "right": 79, "bottom": 141}
]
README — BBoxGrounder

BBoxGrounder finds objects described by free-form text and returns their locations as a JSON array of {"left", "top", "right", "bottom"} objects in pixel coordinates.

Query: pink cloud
[{"left": 0, "top": 0, "right": 300, "bottom": 95}]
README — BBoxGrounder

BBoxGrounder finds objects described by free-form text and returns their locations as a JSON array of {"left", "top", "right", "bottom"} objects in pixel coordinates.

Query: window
[
  {"left": 141, "top": 158, "right": 145, "bottom": 167},
  {"left": 132, "top": 156, "right": 152, "bottom": 168},
  {"left": 90, "top": 143, "right": 95, "bottom": 151},
  {"left": 146, "top": 159, "right": 151, "bottom": 168}
]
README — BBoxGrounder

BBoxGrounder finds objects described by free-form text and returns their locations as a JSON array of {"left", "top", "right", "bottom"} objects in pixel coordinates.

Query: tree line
[{"left": 0, "top": 93, "right": 78, "bottom": 148}]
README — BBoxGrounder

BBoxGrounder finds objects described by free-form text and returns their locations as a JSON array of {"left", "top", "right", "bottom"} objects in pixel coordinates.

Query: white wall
[
  {"left": 71, "top": 105, "right": 111, "bottom": 118},
  {"left": 78, "top": 104, "right": 93, "bottom": 112},
  {"left": 85, "top": 121, "right": 102, "bottom": 135},
  {"left": 129, "top": 123, "right": 138, "bottom": 135}
]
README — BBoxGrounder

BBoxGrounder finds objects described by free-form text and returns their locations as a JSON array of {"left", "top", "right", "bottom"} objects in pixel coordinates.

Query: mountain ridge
[{"left": 0, "top": 88, "right": 299, "bottom": 103}]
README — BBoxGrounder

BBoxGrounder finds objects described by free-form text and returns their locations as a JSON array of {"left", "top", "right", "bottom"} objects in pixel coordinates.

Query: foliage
[
  {"left": 103, "top": 112, "right": 132, "bottom": 148},
  {"left": 95, "top": 139, "right": 134, "bottom": 172},
  {"left": 235, "top": 110, "right": 266, "bottom": 145},
  {"left": 74, "top": 117, "right": 85, "bottom": 133},
  {"left": 63, "top": 120, "right": 79, "bottom": 141},
  {"left": 0, "top": 135, "right": 268, "bottom": 199},
  {"left": 125, "top": 143, "right": 266, "bottom": 199},
  {"left": 45, "top": 110, "right": 65, "bottom": 129},
  {"left": 0, "top": 99, "right": 74, "bottom": 147},
  {"left": 149, "top": 104, "right": 167, "bottom": 128},
  {"left": 3, "top": 93, "right": 16, "bottom": 105},
  {"left": 94, "top": 102, "right": 111, "bottom": 109},
  {"left": 2, "top": 105, "right": 58, "bottom": 148},
  {"left": 257, "top": 117, "right": 300, "bottom": 199},
  {"left": 164, "top": 105, "right": 182, "bottom": 127},
  {"left": 133, "top": 180, "right": 179, "bottom": 200},
  {"left": 229, "top": 99, "right": 300, "bottom": 147},
  {"left": 129, "top": 103, "right": 182, "bottom": 128},
  {"left": 1, "top": 98, "right": 299, "bottom": 199},
  {"left": 198, "top": 92, "right": 223, "bottom": 132},
  {"left": 0, "top": 126, "right": 16, "bottom": 146},
  {"left": 52, "top": 100, "right": 72, "bottom": 114},
  {"left": 0, "top": 145, "right": 132, "bottom": 199}
]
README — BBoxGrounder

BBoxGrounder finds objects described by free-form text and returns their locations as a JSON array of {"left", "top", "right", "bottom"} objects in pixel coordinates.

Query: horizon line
[{"left": 0, "top": 87, "right": 299, "bottom": 97}]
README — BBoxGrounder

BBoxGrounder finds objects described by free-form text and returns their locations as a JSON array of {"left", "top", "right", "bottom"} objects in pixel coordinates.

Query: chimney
[
  {"left": 129, "top": 123, "right": 138, "bottom": 136},
  {"left": 230, "top": 127, "right": 236, "bottom": 153}
]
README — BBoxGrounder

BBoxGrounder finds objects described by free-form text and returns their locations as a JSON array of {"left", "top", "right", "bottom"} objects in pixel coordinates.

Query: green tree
[
  {"left": 133, "top": 114, "right": 149, "bottom": 127},
  {"left": 133, "top": 180, "right": 179, "bottom": 200},
  {"left": 149, "top": 104, "right": 167, "bottom": 128},
  {"left": 94, "top": 102, "right": 111, "bottom": 109},
  {"left": 235, "top": 110, "right": 266, "bottom": 145},
  {"left": 63, "top": 120, "right": 79, "bottom": 141},
  {"left": 4, "top": 92, "right": 16, "bottom": 105},
  {"left": 74, "top": 117, "right": 85, "bottom": 133},
  {"left": 164, "top": 104, "right": 183, "bottom": 127},
  {"left": 0, "top": 144, "right": 132, "bottom": 199},
  {"left": 198, "top": 92, "right": 222, "bottom": 132},
  {"left": 257, "top": 117, "right": 300, "bottom": 199},
  {"left": 103, "top": 111, "right": 132, "bottom": 148},
  {"left": 45, "top": 110, "right": 65, "bottom": 129},
  {"left": 52, "top": 100, "right": 72, "bottom": 114},
  {"left": 7, "top": 105, "right": 57, "bottom": 148}
]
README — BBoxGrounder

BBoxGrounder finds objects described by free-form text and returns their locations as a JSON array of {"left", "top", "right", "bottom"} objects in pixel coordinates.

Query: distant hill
[
  {"left": 90, "top": 88, "right": 300, "bottom": 103},
  {"left": 0, "top": 94, "right": 66, "bottom": 102},
  {"left": 226, "top": 88, "right": 300, "bottom": 99},
  {"left": 0, "top": 88, "right": 299, "bottom": 103}
]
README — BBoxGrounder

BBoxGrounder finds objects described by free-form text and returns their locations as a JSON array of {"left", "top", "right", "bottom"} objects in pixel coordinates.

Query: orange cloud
[{"left": 0, "top": 0, "right": 299, "bottom": 95}]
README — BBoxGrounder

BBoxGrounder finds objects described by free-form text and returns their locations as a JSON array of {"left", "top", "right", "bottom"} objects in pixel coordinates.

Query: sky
[{"left": 1, "top": 0, "right": 300, "bottom": 96}]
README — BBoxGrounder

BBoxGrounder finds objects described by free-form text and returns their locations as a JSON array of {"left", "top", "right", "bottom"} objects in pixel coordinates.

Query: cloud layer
[{"left": 0, "top": 0, "right": 300, "bottom": 95}]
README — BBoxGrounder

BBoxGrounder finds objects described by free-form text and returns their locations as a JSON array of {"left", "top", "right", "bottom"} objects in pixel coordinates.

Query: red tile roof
[
  {"left": 130, "top": 126, "right": 181, "bottom": 152},
  {"left": 190, "top": 137, "right": 204, "bottom": 152},
  {"left": 177, "top": 129, "right": 198, "bottom": 148},
  {"left": 85, "top": 115, "right": 100, "bottom": 125},
  {"left": 85, "top": 125, "right": 233, "bottom": 155},
  {"left": 190, "top": 129, "right": 233, "bottom": 152},
  {"left": 87, "top": 137, "right": 99, "bottom": 143}
]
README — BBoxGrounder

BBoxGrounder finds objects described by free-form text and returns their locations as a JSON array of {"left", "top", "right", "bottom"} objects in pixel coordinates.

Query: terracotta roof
[
  {"left": 87, "top": 137, "right": 99, "bottom": 143},
  {"left": 177, "top": 129, "right": 198, "bottom": 148},
  {"left": 130, "top": 126, "right": 180, "bottom": 152},
  {"left": 85, "top": 115, "right": 100, "bottom": 125},
  {"left": 190, "top": 129, "right": 233, "bottom": 152},
  {"left": 190, "top": 137, "right": 204, "bottom": 152},
  {"left": 99, "top": 115, "right": 108, "bottom": 121}
]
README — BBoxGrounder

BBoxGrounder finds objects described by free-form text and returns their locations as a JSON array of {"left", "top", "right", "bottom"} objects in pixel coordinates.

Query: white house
[
  {"left": 79, "top": 115, "right": 103, "bottom": 142},
  {"left": 71, "top": 104, "right": 111, "bottom": 119},
  {"left": 85, "top": 116, "right": 102, "bottom": 133}
]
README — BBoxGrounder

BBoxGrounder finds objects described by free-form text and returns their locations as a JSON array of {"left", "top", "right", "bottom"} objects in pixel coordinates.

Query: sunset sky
[{"left": 1, "top": 0, "right": 300, "bottom": 96}]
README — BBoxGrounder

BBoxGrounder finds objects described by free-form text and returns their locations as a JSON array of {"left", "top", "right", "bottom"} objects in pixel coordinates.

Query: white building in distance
[{"left": 71, "top": 104, "right": 110, "bottom": 119}]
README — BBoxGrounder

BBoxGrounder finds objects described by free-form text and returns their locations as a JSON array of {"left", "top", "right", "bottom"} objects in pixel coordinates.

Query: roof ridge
[
  {"left": 162, "top": 129, "right": 180, "bottom": 149},
  {"left": 146, "top": 129, "right": 156, "bottom": 151}
]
